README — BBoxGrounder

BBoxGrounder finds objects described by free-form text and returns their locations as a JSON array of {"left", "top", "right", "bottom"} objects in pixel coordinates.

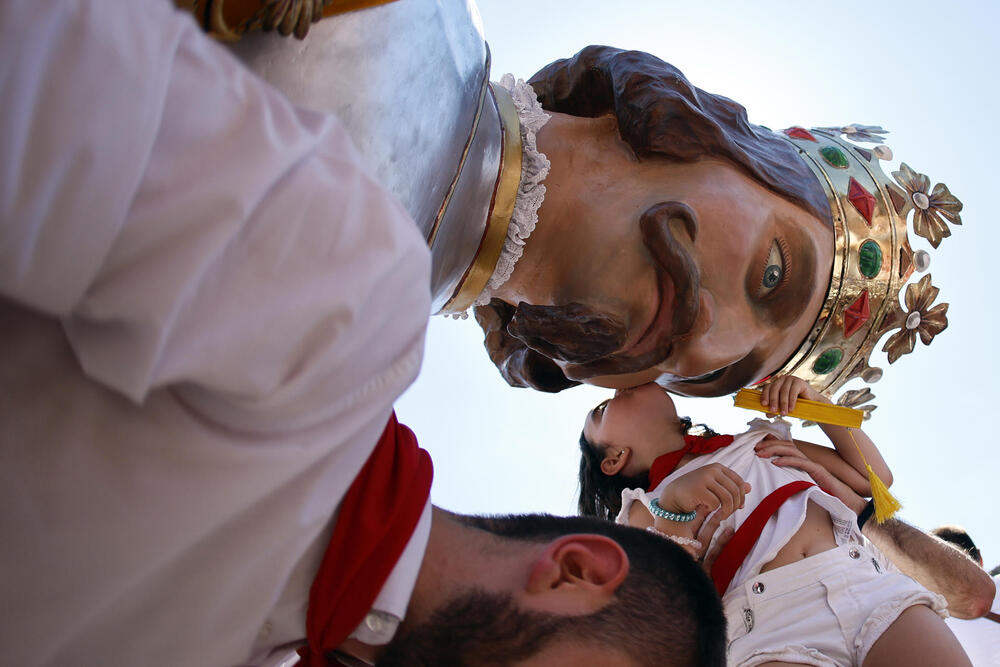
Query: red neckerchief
[
  {"left": 297, "top": 412, "right": 433, "bottom": 666},
  {"left": 646, "top": 433, "right": 735, "bottom": 491}
]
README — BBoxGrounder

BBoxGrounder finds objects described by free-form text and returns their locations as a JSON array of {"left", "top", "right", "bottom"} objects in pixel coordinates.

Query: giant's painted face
[{"left": 482, "top": 114, "right": 833, "bottom": 397}]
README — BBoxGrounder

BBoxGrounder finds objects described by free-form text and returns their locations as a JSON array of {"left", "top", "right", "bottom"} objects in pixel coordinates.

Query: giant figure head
[
  {"left": 475, "top": 46, "right": 838, "bottom": 397},
  {"left": 476, "top": 45, "right": 960, "bottom": 399},
  {"left": 200, "top": 2, "right": 956, "bottom": 402}
]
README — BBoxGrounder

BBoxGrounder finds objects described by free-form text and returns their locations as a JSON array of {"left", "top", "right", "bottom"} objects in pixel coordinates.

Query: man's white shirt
[
  {"left": 0, "top": 1, "right": 432, "bottom": 664},
  {"left": 946, "top": 574, "right": 1000, "bottom": 666}
]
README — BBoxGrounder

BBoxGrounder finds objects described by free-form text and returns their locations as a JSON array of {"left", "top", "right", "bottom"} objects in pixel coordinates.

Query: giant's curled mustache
[{"left": 506, "top": 202, "right": 701, "bottom": 378}]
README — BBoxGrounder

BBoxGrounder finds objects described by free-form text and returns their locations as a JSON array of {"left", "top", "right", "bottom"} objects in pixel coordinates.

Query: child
[{"left": 578, "top": 377, "right": 968, "bottom": 667}]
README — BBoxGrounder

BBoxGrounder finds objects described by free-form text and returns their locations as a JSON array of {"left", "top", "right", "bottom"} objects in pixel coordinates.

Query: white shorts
[{"left": 723, "top": 542, "right": 948, "bottom": 666}]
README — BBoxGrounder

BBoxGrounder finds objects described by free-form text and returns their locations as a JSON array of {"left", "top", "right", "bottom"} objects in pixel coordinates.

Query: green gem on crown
[
  {"left": 812, "top": 347, "right": 843, "bottom": 374},
  {"left": 820, "top": 146, "right": 850, "bottom": 169},
  {"left": 859, "top": 241, "right": 883, "bottom": 278}
]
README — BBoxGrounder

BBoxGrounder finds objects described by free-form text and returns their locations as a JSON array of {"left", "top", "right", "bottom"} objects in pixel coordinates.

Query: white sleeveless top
[{"left": 617, "top": 419, "right": 863, "bottom": 594}]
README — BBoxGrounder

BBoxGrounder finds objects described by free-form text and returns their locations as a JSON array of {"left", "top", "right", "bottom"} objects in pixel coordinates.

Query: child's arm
[
  {"left": 754, "top": 438, "right": 871, "bottom": 500},
  {"left": 759, "top": 376, "right": 892, "bottom": 495},
  {"left": 627, "top": 463, "right": 750, "bottom": 539}
]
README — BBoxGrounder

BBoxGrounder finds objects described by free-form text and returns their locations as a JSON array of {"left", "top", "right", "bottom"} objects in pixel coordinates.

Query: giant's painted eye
[
  {"left": 763, "top": 264, "right": 782, "bottom": 288},
  {"left": 760, "top": 242, "right": 785, "bottom": 293}
]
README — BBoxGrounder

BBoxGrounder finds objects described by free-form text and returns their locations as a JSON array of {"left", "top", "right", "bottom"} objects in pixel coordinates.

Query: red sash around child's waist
[{"left": 710, "top": 481, "right": 815, "bottom": 597}]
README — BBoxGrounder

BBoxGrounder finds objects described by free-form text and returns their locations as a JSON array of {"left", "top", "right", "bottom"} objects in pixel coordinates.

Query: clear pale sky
[{"left": 398, "top": 0, "right": 1000, "bottom": 568}]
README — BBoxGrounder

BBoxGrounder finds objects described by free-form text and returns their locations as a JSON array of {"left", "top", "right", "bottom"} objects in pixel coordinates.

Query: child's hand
[
  {"left": 755, "top": 437, "right": 836, "bottom": 488},
  {"left": 755, "top": 438, "right": 867, "bottom": 514},
  {"left": 755, "top": 437, "right": 814, "bottom": 468},
  {"left": 658, "top": 463, "right": 751, "bottom": 519},
  {"left": 759, "top": 375, "right": 828, "bottom": 416}
]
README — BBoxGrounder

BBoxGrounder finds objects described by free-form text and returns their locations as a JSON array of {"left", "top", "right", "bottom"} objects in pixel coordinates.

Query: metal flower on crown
[
  {"left": 769, "top": 124, "right": 962, "bottom": 412},
  {"left": 892, "top": 164, "right": 963, "bottom": 249},
  {"left": 878, "top": 274, "right": 949, "bottom": 364},
  {"left": 818, "top": 124, "right": 889, "bottom": 144}
]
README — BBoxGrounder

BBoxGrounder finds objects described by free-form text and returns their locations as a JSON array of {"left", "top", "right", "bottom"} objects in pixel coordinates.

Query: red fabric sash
[
  {"left": 298, "top": 412, "right": 433, "bottom": 666},
  {"left": 646, "top": 434, "right": 735, "bottom": 491},
  {"left": 709, "top": 481, "right": 814, "bottom": 597}
]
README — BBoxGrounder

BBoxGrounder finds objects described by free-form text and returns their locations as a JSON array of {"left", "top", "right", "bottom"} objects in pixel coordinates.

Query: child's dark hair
[{"left": 578, "top": 416, "right": 716, "bottom": 521}]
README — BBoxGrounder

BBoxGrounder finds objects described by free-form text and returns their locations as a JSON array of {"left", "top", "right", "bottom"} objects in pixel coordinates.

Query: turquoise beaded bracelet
[{"left": 649, "top": 499, "right": 697, "bottom": 522}]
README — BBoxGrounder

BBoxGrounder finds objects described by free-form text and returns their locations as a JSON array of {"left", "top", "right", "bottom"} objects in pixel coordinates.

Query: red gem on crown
[
  {"left": 848, "top": 177, "right": 876, "bottom": 225},
  {"left": 843, "top": 291, "right": 871, "bottom": 338},
  {"left": 784, "top": 126, "right": 818, "bottom": 142}
]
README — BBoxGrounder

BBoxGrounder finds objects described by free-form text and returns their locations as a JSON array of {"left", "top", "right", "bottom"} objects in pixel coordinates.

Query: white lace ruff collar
[{"left": 469, "top": 74, "right": 550, "bottom": 309}]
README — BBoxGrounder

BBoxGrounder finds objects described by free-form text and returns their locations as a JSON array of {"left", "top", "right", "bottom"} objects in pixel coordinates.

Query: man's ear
[
  {"left": 600, "top": 449, "right": 628, "bottom": 476},
  {"left": 521, "top": 534, "right": 629, "bottom": 615}
]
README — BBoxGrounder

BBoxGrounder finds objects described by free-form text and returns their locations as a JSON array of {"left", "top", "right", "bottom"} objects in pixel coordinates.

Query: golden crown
[{"left": 771, "top": 124, "right": 962, "bottom": 412}]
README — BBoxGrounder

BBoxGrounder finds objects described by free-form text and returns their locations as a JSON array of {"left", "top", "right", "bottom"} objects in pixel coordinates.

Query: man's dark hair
[
  {"left": 378, "top": 513, "right": 726, "bottom": 667},
  {"left": 475, "top": 45, "right": 831, "bottom": 393},
  {"left": 931, "top": 524, "right": 983, "bottom": 565}
]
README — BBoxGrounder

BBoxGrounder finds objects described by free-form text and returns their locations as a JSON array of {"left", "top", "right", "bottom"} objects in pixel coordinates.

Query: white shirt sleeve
[
  {"left": 615, "top": 487, "right": 651, "bottom": 525},
  {"left": 0, "top": 0, "right": 431, "bottom": 433}
]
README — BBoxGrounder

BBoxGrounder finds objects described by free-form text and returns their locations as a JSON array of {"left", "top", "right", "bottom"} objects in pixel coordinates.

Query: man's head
[
  {"left": 931, "top": 524, "right": 983, "bottom": 567},
  {"left": 377, "top": 512, "right": 726, "bottom": 667},
  {"left": 476, "top": 45, "right": 834, "bottom": 397}
]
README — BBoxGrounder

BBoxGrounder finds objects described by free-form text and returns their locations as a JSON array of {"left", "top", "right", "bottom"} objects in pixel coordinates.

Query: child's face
[{"left": 583, "top": 383, "right": 688, "bottom": 477}]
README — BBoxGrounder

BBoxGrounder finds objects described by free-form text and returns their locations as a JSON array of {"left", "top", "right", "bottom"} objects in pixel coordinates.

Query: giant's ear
[
  {"left": 473, "top": 299, "right": 580, "bottom": 393},
  {"left": 520, "top": 534, "right": 629, "bottom": 615}
]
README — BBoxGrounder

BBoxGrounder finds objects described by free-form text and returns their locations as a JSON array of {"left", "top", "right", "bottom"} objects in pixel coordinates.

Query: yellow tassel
[
  {"left": 844, "top": 429, "right": 901, "bottom": 524},
  {"left": 867, "top": 463, "right": 902, "bottom": 523}
]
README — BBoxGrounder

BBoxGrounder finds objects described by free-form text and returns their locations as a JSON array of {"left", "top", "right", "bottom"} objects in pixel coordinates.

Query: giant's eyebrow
[
  {"left": 720, "top": 350, "right": 768, "bottom": 394},
  {"left": 751, "top": 217, "right": 820, "bottom": 329}
]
